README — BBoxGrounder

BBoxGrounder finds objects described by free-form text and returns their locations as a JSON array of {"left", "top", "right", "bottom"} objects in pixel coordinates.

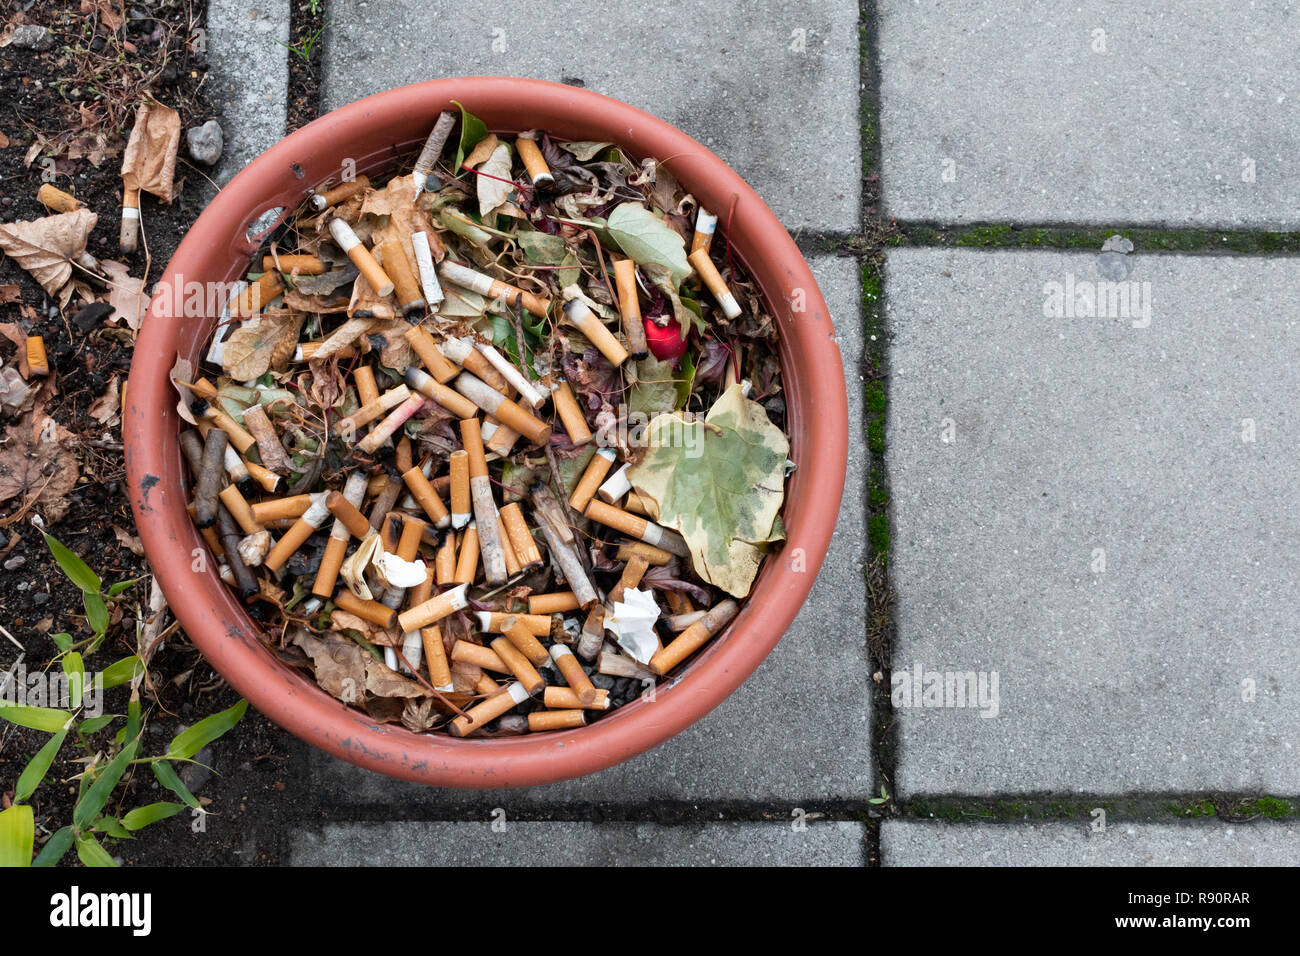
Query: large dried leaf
[
  {"left": 168, "top": 354, "right": 197, "bottom": 425},
  {"left": 477, "top": 143, "right": 513, "bottom": 217},
  {"left": 290, "top": 628, "right": 368, "bottom": 703},
  {"left": 607, "top": 203, "right": 690, "bottom": 289},
  {"left": 0, "top": 417, "right": 80, "bottom": 523},
  {"left": 627, "top": 384, "right": 787, "bottom": 598},
  {"left": 121, "top": 97, "right": 180, "bottom": 202},
  {"left": 0, "top": 208, "right": 97, "bottom": 298},
  {"left": 221, "top": 312, "right": 303, "bottom": 380},
  {"left": 100, "top": 260, "right": 147, "bottom": 331}
]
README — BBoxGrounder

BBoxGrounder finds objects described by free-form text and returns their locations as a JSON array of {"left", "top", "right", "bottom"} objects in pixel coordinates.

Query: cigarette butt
[
  {"left": 194, "top": 428, "right": 228, "bottom": 529},
  {"left": 37, "top": 184, "right": 82, "bottom": 212},
  {"left": 419, "top": 624, "right": 454, "bottom": 691},
  {"left": 329, "top": 218, "right": 394, "bottom": 298},
  {"left": 404, "top": 325, "right": 460, "bottom": 383},
  {"left": 476, "top": 342, "right": 549, "bottom": 410},
  {"left": 475, "top": 611, "right": 552, "bottom": 636},
  {"left": 624, "top": 491, "right": 649, "bottom": 515},
  {"left": 202, "top": 406, "right": 256, "bottom": 455},
  {"left": 453, "top": 373, "right": 552, "bottom": 446},
  {"left": 613, "top": 258, "right": 649, "bottom": 359},
  {"left": 244, "top": 460, "right": 283, "bottom": 494},
  {"left": 450, "top": 681, "right": 530, "bottom": 737},
  {"left": 449, "top": 450, "right": 471, "bottom": 527},
  {"left": 460, "top": 418, "right": 488, "bottom": 477},
  {"left": 496, "top": 515, "right": 521, "bottom": 577},
  {"left": 334, "top": 384, "right": 412, "bottom": 435},
  {"left": 577, "top": 603, "right": 605, "bottom": 661},
  {"left": 475, "top": 672, "right": 501, "bottom": 697},
  {"left": 312, "top": 535, "right": 348, "bottom": 597},
  {"left": 570, "top": 447, "right": 618, "bottom": 512},
  {"left": 334, "top": 588, "right": 398, "bottom": 628},
  {"left": 502, "top": 616, "right": 550, "bottom": 667},
  {"left": 562, "top": 298, "right": 628, "bottom": 367},
  {"left": 353, "top": 366, "right": 379, "bottom": 407},
  {"left": 251, "top": 494, "right": 313, "bottom": 524},
  {"left": 551, "top": 380, "right": 592, "bottom": 444},
  {"left": 230, "top": 271, "right": 286, "bottom": 317},
  {"left": 550, "top": 643, "right": 596, "bottom": 705},
  {"left": 515, "top": 136, "right": 554, "bottom": 187},
  {"left": 262, "top": 254, "right": 325, "bottom": 275},
  {"left": 598, "top": 649, "right": 654, "bottom": 680},
  {"left": 434, "top": 531, "right": 458, "bottom": 585},
  {"left": 453, "top": 524, "right": 479, "bottom": 583},
  {"left": 25, "top": 337, "right": 49, "bottom": 377},
  {"left": 500, "top": 503, "right": 542, "bottom": 568},
  {"left": 610, "top": 553, "right": 650, "bottom": 604},
  {"left": 450, "top": 640, "right": 510, "bottom": 674},
  {"left": 324, "top": 490, "right": 372, "bottom": 539},
  {"left": 529, "top": 591, "right": 581, "bottom": 615},
  {"left": 379, "top": 239, "right": 425, "bottom": 312},
  {"left": 242, "top": 403, "right": 291, "bottom": 475},
  {"left": 482, "top": 416, "right": 520, "bottom": 457},
  {"left": 218, "top": 484, "right": 263, "bottom": 535},
  {"left": 691, "top": 207, "right": 717, "bottom": 255},
  {"left": 310, "top": 175, "right": 370, "bottom": 211},
  {"left": 438, "top": 336, "right": 510, "bottom": 393},
  {"left": 413, "top": 112, "right": 456, "bottom": 191},
  {"left": 649, "top": 599, "right": 740, "bottom": 676},
  {"left": 528, "top": 709, "right": 586, "bottom": 732},
  {"left": 396, "top": 514, "right": 426, "bottom": 561},
  {"left": 402, "top": 465, "right": 451, "bottom": 527},
  {"left": 397, "top": 581, "right": 469, "bottom": 632},
  {"left": 120, "top": 186, "right": 140, "bottom": 253},
  {"left": 296, "top": 341, "right": 358, "bottom": 362},
  {"left": 411, "top": 232, "right": 445, "bottom": 305},
  {"left": 395, "top": 435, "right": 413, "bottom": 475},
  {"left": 358, "top": 393, "right": 426, "bottom": 454},
  {"left": 406, "top": 366, "right": 479, "bottom": 419},
  {"left": 263, "top": 494, "right": 329, "bottom": 573},
  {"left": 199, "top": 525, "right": 224, "bottom": 561},
  {"left": 543, "top": 686, "right": 610, "bottom": 711},
  {"left": 687, "top": 248, "right": 742, "bottom": 320},
  {"left": 667, "top": 610, "right": 706, "bottom": 632},
  {"left": 597, "top": 463, "right": 632, "bottom": 504},
  {"left": 490, "top": 636, "right": 545, "bottom": 695},
  {"left": 438, "top": 260, "right": 551, "bottom": 318},
  {"left": 380, "top": 510, "right": 404, "bottom": 554},
  {"left": 585, "top": 499, "right": 690, "bottom": 557},
  {"left": 616, "top": 541, "right": 674, "bottom": 566}
]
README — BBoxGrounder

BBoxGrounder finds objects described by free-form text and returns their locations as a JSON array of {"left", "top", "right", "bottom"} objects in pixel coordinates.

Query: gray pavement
[
  {"left": 291, "top": 820, "right": 865, "bottom": 866},
  {"left": 320, "top": 0, "right": 862, "bottom": 233},
  {"left": 206, "top": 0, "right": 290, "bottom": 184},
  {"left": 886, "top": 247, "right": 1300, "bottom": 796},
  {"left": 308, "top": 255, "right": 871, "bottom": 808},
  {"left": 877, "top": 0, "right": 1300, "bottom": 228},
  {"left": 883, "top": 821, "right": 1300, "bottom": 866}
]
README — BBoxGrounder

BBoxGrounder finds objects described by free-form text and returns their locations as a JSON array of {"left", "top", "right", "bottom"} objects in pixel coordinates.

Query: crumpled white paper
[
  {"left": 374, "top": 550, "right": 428, "bottom": 589},
  {"left": 604, "top": 587, "right": 661, "bottom": 664}
]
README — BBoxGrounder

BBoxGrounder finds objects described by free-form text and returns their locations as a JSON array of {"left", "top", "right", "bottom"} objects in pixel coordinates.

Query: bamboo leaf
[
  {"left": 42, "top": 533, "right": 100, "bottom": 592},
  {"left": 0, "top": 805, "right": 33, "bottom": 867},
  {"left": 101, "top": 655, "right": 144, "bottom": 689},
  {"left": 72, "top": 738, "right": 139, "bottom": 830},
  {"left": 122, "top": 802, "right": 185, "bottom": 831},
  {"left": 15, "top": 725, "right": 69, "bottom": 802},
  {"left": 32, "top": 825, "right": 73, "bottom": 867},
  {"left": 84, "top": 591, "right": 109, "bottom": 635},
  {"left": 62, "top": 652, "right": 85, "bottom": 710},
  {"left": 151, "top": 759, "right": 200, "bottom": 809},
  {"left": 166, "top": 699, "right": 248, "bottom": 760},
  {"left": 74, "top": 832, "right": 117, "bottom": 867},
  {"left": 0, "top": 705, "right": 74, "bottom": 732}
]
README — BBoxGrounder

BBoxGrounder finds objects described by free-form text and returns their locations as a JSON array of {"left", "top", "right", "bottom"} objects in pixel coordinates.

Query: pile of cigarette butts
[{"left": 176, "top": 107, "right": 785, "bottom": 737}]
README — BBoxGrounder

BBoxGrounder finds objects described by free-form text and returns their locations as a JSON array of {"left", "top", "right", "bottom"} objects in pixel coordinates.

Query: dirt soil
[{"left": 0, "top": 0, "right": 319, "bottom": 866}]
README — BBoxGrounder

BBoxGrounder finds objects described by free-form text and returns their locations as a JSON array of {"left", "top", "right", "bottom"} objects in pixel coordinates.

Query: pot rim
[{"left": 124, "top": 77, "right": 849, "bottom": 788}]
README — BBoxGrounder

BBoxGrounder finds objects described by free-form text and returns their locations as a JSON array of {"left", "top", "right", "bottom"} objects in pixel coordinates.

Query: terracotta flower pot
[{"left": 124, "top": 77, "right": 848, "bottom": 787}]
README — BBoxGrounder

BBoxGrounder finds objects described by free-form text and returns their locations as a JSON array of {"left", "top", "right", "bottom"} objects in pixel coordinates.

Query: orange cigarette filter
[
  {"left": 490, "top": 637, "right": 545, "bottom": 695},
  {"left": 202, "top": 407, "right": 256, "bottom": 455},
  {"left": 475, "top": 672, "right": 501, "bottom": 696},
  {"left": 438, "top": 260, "right": 551, "bottom": 318},
  {"left": 613, "top": 258, "right": 649, "bottom": 359},
  {"left": 502, "top": 617, "right": 550, "bottom": 667},
  {"left": 324, "top": 490, "right": 372, "bottom": 539},
  {"left": 475, "top": 611, "right": 552, "bottom": 636},
  {"left": 313, "top": 537, "right": 348, "bottom": 598},
  {"left": 435, "top": 531, "right": 458, "bottom": 585},
  {"left": 561, "top": 298, "right": 628, "bottom": 367},
  {"left": 550, "top": 643, "right": 596, "bottom": 705},
  {"left": 397, "top": 582, "right": 470, "bottom": 632},
  {"left": 37, "top": 184, "right": 82, "bottom": 212},
  {"left": 406, "top": 367, "right": 480, "bottom": 419},
  {"left": 404, "top": 325, "right": 460, "bottom": 383},
  {"left": 250, "top": 494, "right": 313, "bottom": 524},
  {"left": 244, "top": 460, "right": 283, "bottom": 494},
  {"left": 460, "top": 418, "right": 488, "bottom": 477},
  {"left": 543, "top": 686, "right": 610, "bottom": 711},
  {"left": 496, "top": 515, "right": 522, "bottom": 576},
  {"left": 515, "top": 136, "right": 554, "bottom": 187},
  {"left": 528, "top": 591, "right": 581, "bottom": 615},
  {"left": 26, "top": 337, "right": 49, "bottom": 377},
  {"left": 551, "top": 380, "right": 593, "bottom": 444},
  {"left": 449, "top": 450, "right": 471, "bottom": 526},
  {"left": 218, "top": 484, "right": 262, "bottom": 535},
  {"left": 298, "top": 341, "right": 357, "bottom": 362},
  {"left": 262, "top": 254, "right": 325, "bottom": 275},
  {"left": 570, "top": 447, "right": 617, "bottom": 512},
  {"left": 611, "top": 554, "right": 651, "bottom": 603},
  {"left": 333, "top": 385, "right": 412, "bottom": 435},
  {"left": 230, "top": 270, "right": 286, "bottom": 317},
  {"left": 421, "top": 625, "right": 454, "bottom": 690},
  {"left": 687, "top": 248, "right": 742, "bottom": 320},
  {"left": 450, "top": 640, "right": 509, "bottom": 674},
  {"left": 353, "top": 366, "right": 379, "bottom": 407},
  {"left": 329, "top": 218, "right": 395, "bottom": 298},
  {"left": 616, "top": 541, "right": 674, "bottom": 566},
  {"left": 397, "top": 514, "right": 427, "bottom": 561},
  {"left": 403, "top": 465, "right": 451, "bottom": 527},
  {"left": 312, "top": 175, "right": 370, "bottom": 210},
  {"left": 500, "top": 503, "right": 541, "bottom": 567},
  {"left": 263, "top": 495, "right": 329, "bottom": 573},
  {"left": 690, "top": 207, "right": 718, "bottom": 255},
  {"left": 453, "top": 524, "right": 480, "bottom": 583},
  {"left": 529, "top": 710, "right": 586, "bottom": 732},
  {"left": 450, "top": 681, "right": 530, "bottom": 737},
  {"left": 649, "top": 599, "right": 740, "bottom": 676},
  {"left": 334, "top": 589, "right": 398, "bottom": 628},
  {"left": 379, "top": 239, "right": 425, "bottom": 312}
]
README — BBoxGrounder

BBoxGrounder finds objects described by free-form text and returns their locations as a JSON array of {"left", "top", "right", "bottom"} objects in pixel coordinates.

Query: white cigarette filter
[
  {"left": 411, "top": 232, "right": 445, "bottom": 305},
  {"left": 687, "top": 248, "right": 742, "bottom": 320},
  {"left": 691, "top": 207, "right": 718, "bottom": 254},
  {"left": 597, "top": 463, "right": 632, "bottom": 504},
  {"left": 476, "top": 342, "right": 548, "bottom": 410}
]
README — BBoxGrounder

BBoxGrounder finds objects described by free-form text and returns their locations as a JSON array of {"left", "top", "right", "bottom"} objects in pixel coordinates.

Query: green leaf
[
  {"left": 452, "top": 100, "right": 489, "bottom": 170},
  {"left": 92, "top": 816, "right": 133, "bottom": 840},
  {"left": 627, "top": 384, "right": 789, "bottom": 598},
  {"left": 629, "top": 356, "right": 683, "bottom": 419},
  {"left": 63, "top": 652, "right": 85, "bottom": 709},
  {"left": 607, "top": 203, "right": 691, "bottom": 289},
  {"left": 50, "top": 632, "right": 73, "bottom": 652},
  {"left": 167, "top": 698, "right": 248, "bottom": 760},
  {"left": 106, "top": 579, "right": 138, "bottom": 597},
  {"left": 16, "top": 724, "right": 69, "bottom": 802},
  {"left": 84, "top": 592, "right": 109, "bottom": 635},
  {"left": 75, "top": 832, "right": 116, "bottom": 867},
  {"left": 73, "top": 737, "right": 140, "bottom": 830},
  {"left": 438, "top": 208, "right": 496, "bottom": 249},
  {"left": 151, "top": 760, "right": 200, "bottom": 809},
  {"left": 675, "top": 348, "right": 697, "bottom": 409},
  {"left": 0, "top": 805, "right": 33, "bottom": 867},
  {"left": 79, "top": 714, "right": 118, "bottom": 734},
  {"left": 101, "top": 655, "right": 144, "bottom": 689},
  {"left": 32, "top": 826, "right": 73, "bottom": 867},
  {"left": 125, "top": 691, "right": 141, "bottom": 746},
  {"left": 518, "top": 230, "right": 580, "bottom": 287},
  {"left": 122, "top": 802, "right": 185, "bottom": 831},
  {"left": 42, "top": 533, "right": 101, "bottom": 593},
  {"left": 0, "top": 705, "right": 74, "bottom": 732}
]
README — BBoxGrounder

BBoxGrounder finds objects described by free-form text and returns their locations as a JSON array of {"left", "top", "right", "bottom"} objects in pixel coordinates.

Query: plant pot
[{"left": 124, "top": 77, "right": 848, "bottom": 788}]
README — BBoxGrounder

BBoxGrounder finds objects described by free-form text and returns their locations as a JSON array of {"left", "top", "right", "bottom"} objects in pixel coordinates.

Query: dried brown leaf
[
  {"left": 89, "top": 373, "right": 121, "bottom": 425},
  {"left": 100, "top": 260, "right": 147, "bottom": 331},
  {"left": 0, "top": 416, "right": 80, "bottom": 523},
  {"left": 113, "top": 523, "right": 144, "bottom": 556},
  {"left": 290, "top": 628, "right": 368, "bottom": 703},
  {"left": 221, "top": 312, "right": 303, "bottom": 380},
  {"left": 462, "top": 133, "right": 499, "bottom": 171},
  {"left": 0, "top": 208, "right": 97, "bottom": 298},
  {"left": 121, "top": 97, "right": 181, "bottom": 203},
  {"left": 168, "top": 354, "right": 197, "bottom": 426}
]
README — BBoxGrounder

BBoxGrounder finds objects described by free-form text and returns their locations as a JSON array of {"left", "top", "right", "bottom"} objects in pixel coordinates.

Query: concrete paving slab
[
  {"left": 883, "top": 820, "right": 1299, "bottom": 866},
  {"left": 886, "top": 247, "right": 1300, "bottom": 795},
  {"left": 877, "top": 1, "right": 1300, "bottom": 228},
  {"left": 206, "top": 0, "right": 290, "bottom": 184},
  {"left": 320, "top": 0, "right": 861, "bottom": 232},
  {"left": 291, "top": 820, "right": 865, "bottom": 866},
  {"left": 307, "top": 254, "right": 871, "bottom": 808}
]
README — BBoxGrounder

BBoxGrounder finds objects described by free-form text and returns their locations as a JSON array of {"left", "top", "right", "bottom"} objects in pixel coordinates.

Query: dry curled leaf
[
  {"left": 89, "top": 373, "right": 121, "bottom": 425},
  {"left": 121, "top": 97, "right": 181, "bottom": 203},
  {"left": 100, "top": 260, "right": 147, "bottom": 331},
  {"left": 0, "top": 208, "right": 98, "bottom": 299},
  {"left": 168, "top": 353, "right": 197, "bottom": 425},
  {"left": 290, "top": 627, "right": 367, "bottom": 703},
  {"left": 113, "top": 523, "right": 144, "bottom": 556},
  {"left": 0, "top": 416, "right": 80, "bottom": 524},
  {"left": 221, "top": 312, "right": 303, "bottom": 380}
]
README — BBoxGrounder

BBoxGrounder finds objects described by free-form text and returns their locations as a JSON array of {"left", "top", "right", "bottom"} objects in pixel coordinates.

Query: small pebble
[
  {"left": 3, "top": 556, "right": 25, "bottom": 570},
  {"left": 10, "top": 25, "right": 53, "bottom": 51},
  {"left": 186, "top": 120, "right": 224, "bottom": 165}
]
